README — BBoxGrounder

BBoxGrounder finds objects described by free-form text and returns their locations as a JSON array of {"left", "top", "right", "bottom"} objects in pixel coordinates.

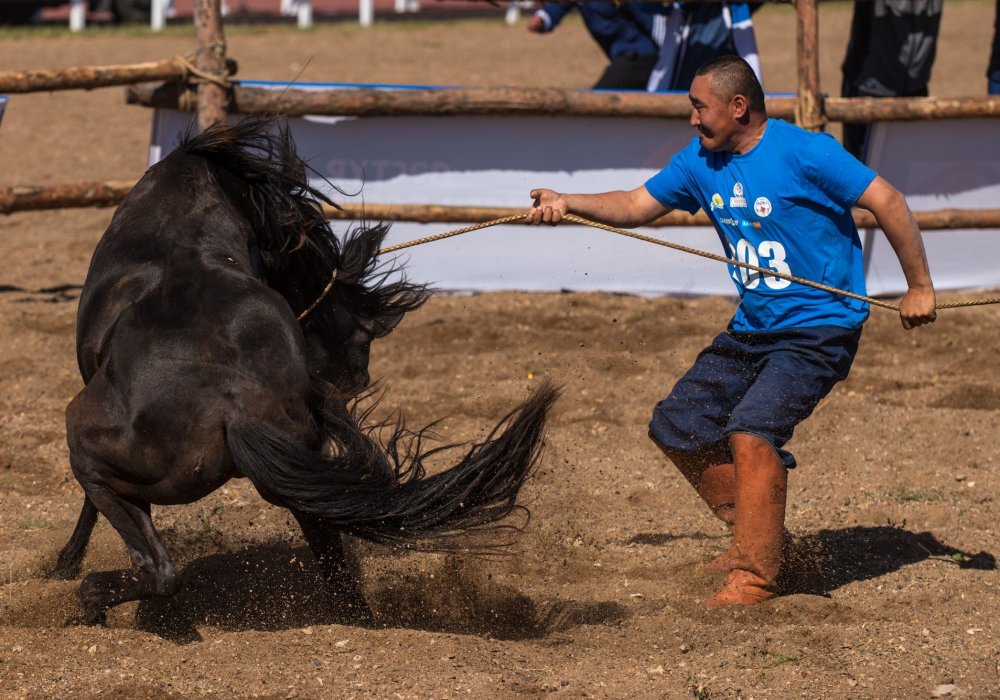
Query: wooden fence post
[
  {"left": 795, "top": 0, "right": 823, "bottom": 132},
  {"left": 194, "top": 0, "right": 228, "bottom": 131}
]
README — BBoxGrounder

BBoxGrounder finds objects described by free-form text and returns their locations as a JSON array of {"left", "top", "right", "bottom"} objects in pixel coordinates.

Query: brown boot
[
  {"left": 707, "top": 569, "right": 775, "bottom": 605},
  {"left": 696, "top": 463, "right": 739, "bottom": 572},
  {"left": 697, "top": 462, "right": 737, "bottom": 525},
  {"left": 652, "top": 443, "right": 738, "bottom": 552},
  {"left": 703, "top": 537, "right": 737, "bottom": 573},
  {"left": 705, "top": 433, "right": 787, "bottom": 607},
  {"left": 650, "top": 443, "right": 745, "bottom": 572},
  {"left": 706, "top": 526, "right": 794, "bottom": 574}
]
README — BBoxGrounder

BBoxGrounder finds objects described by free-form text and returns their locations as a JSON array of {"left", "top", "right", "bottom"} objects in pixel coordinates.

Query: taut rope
[
  {"left": 376, "top": 214, "right": 1000, "bottom": 312},
  {"left": 297, "top": 268, "right": 338, "bottom": 321}
]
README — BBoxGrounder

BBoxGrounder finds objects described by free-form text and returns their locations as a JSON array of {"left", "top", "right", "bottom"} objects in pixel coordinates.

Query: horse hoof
[
  {"left": 82, "top": 608, "right": 108, "bottom": 626},
  {"left": 49, "top": 564, "right": 80, "bottom": 581}
]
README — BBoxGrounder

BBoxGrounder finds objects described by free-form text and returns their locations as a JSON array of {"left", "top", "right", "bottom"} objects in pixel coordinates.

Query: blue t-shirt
[{"left": 645, "top": 118, "right": 876, "bottom": 331}]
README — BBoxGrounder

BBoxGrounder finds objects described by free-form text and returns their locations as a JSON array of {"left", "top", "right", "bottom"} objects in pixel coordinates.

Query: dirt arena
[{"left": 2, "top": 3, "right": 999, "bottom": 697}]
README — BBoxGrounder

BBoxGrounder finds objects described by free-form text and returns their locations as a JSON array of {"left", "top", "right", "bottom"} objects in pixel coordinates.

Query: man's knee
[
  {"left": 729, "top": 432, "right": 785, "bottom": 468},
  {"left": 650, "top": 428, "right": 731, "bottom": 481},
  {"left": 648, "top": 428, "right": 683, "bottom": 461}
]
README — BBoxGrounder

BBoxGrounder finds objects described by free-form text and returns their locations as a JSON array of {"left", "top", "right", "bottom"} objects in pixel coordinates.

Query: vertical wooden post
[
  {"left": 194, "top": 0, "right": 228, "bottom": 131},
  {"left": 795, "top": 0, "right": 823, "bottom": 132}
]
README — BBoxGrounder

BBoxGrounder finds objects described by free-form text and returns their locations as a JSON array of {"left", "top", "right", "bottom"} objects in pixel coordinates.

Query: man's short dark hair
[{"left": 695, "top": 55, "right": 766, "bottom": 114}]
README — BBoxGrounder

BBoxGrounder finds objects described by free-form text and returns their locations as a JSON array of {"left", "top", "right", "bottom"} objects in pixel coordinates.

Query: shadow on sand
[
  {"left": 130, "top": 541, "right": 627, "bottom": 644},
  {"left": 779, "top": 525, "right": 996, "bottom": 596},
  {"left": 628, "top": 524, "right": 995, "bottom": 598}
]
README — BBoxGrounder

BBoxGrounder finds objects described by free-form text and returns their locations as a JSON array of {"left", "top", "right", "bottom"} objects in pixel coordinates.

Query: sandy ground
[{"left": 2, "top": 3, "right": 1000, "bottom": 698}]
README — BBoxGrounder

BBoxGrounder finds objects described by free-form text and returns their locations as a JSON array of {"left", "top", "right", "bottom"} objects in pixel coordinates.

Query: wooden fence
[{"left": 1, "top": 0, "right": 998, "bottom": 228}]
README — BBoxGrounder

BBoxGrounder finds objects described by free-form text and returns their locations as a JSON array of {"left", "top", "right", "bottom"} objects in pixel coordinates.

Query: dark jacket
[
  {"left": 841, "top": 0, "right": 942, "bottom": 98},
  {"left": 536, "top": 1, "right": 659, "bottom": 60}
]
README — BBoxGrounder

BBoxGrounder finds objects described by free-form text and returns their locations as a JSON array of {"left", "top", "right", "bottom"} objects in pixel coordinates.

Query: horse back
[{"left": 76, "top": 150, "right": 258, "bottom": 382}]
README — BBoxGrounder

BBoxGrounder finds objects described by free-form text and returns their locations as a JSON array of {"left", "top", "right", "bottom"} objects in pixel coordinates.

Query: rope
[
  {"left": 297, "top": 268, "right": 338, "bottom": 321},
  {"left": 172, "top": 54, "right": 232, "bottom": 90},
  {"left": 376, "top": 214, "right": 1000, "bottom": 312},
  {"left": 564, "top": 215, "right": 900, "bottom": 309},
  {"left": 377, "top": 215, "right": 525, "bottom": 255}
]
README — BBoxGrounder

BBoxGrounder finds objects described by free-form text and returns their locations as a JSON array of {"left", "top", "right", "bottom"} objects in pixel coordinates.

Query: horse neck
[{"left": 173, "top": 149, "right": 343, "bottom": 314}]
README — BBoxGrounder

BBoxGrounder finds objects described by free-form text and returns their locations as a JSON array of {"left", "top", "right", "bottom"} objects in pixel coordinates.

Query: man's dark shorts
[{"left": 648, "top": 325, "right": 863, "bottom": 469}]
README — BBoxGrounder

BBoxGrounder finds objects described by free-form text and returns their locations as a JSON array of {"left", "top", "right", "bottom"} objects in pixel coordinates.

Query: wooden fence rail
[
  {"left": 0, "top": 181, "right": 134, "bottom": 214},
  {"left": 4, "top": 181, "right": 1000, "bottom": 231},
  {"left": 0, "top": 60, "right": 192, "bottom": 94},
  {"left": 123, "top": 83, "right": 1000, "bottom": 123},
  {"left": 824, "top": 96, "right": 1000, "bottom": 122},
  {"left": 126, "top": 83, "right": 800, "bottom": 119}
]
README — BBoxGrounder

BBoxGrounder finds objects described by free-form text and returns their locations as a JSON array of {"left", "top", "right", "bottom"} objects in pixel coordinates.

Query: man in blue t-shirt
[{"left": 524, "top": 56, "right": 937, "bottom": 606}]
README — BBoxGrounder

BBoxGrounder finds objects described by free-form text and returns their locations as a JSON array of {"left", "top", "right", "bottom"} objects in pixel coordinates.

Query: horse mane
[
  {"left": 334, "top": 222, "right": 431, "bottom": 336},
  {"left": 176, "top": 116, "right": 429, "bottom": 329},
  {"left": 177, "top": 116, "right": 338, "bottom": 267}
]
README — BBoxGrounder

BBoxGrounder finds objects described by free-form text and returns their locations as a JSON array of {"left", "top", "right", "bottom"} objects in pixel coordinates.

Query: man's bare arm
[
  {"left": 526, "top": 186, "right": 672, "bottom": 228},
  {"left": 855, "top": 175, "right": 937, "bottom": 329}
]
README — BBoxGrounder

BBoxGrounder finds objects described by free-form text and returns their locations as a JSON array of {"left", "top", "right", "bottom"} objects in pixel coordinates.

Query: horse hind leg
[
  {"left": 292, "top": 510, "right": 374, "bottom": 624},
  {"left": 51, "top": 495, "right": 99, "bottom": 580},
  {"left": 71, "top": 456, "right": 180, "bottom": 624},
  {"left": 77, "top": 496, "right": 181, "bottom": 625}
]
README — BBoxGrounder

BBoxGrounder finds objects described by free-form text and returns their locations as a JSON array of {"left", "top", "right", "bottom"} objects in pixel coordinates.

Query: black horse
[{"left": 51, "top": 116, "right": 558, "bottom": 625}]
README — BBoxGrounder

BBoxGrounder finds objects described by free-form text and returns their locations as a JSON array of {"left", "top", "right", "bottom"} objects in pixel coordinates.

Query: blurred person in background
[
  {"left": 527, "top": 0, "right": 763, "bottom": 94},
  {"left": 841, "top": 0, "right": 943, "bottom": 158},
  {"left": 646, "top": 1, "right": 763, "bottom": 92},
  {"left": 528, "top": 1, "right": 664, "bottom": 89}
]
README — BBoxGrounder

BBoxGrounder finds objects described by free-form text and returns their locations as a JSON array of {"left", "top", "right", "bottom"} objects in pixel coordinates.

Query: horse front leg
[
  {"left": 70, "top": 454, "right": 180, "bottom": 625},
  {"left": 291, "top": 510, "right": 374, "bottom": 624},
  {"left": 51, "top": 495, "right": 99, "bottom": 580}
]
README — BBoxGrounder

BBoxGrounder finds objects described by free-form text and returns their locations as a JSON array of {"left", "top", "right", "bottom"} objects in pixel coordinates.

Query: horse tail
[{"left": 227, "top": 381, "right": 560, "bottom": 550}]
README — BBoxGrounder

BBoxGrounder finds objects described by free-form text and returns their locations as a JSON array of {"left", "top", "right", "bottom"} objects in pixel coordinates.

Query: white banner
[
  {"left": 862, "top": 119, "right": 1000, "bottom": 295},
  {"left": 148, "top": 82, "right": 1000, "bottom": 296}
]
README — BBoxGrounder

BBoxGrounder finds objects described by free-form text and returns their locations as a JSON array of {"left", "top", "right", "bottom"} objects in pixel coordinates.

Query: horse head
[
  {"left": 177, "top": 117, "right": 429, "bottom": 397},
  {"left": 298, "top": 222, "right": 429, "bottom": 396}
]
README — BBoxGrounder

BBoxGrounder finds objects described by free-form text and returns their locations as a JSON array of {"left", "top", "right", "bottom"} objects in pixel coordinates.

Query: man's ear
[{"left": 731, "top": 94, "right": 749, "bottom": 120}]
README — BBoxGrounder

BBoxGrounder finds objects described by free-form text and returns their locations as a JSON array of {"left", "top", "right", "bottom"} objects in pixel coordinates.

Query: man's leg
[
  {"left": 649, "top": 332, "right": 756, "bottom": 567},
  {"left": 653, "top": 443, "right": 736, "bottom": 528},
  {"left": 593, "top": 53, "right": 659, "bottom": 90},
  {"left": 703, "top": 326, "right": 861, "bottom": 606},
  {"left": 652, "top": 442, "right": 746, "bottom": 572},
  {"left": 705, "top": 433, "right": 787, "bottom": 606}
]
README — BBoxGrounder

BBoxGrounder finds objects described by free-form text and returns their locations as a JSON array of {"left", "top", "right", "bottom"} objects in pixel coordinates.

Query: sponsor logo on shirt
[
  {"left": 754, "top": 197, "right": 772, "bottom": 218},
  {"left": 710, "top": 193, "right": 725, "bottom": 211},
  {"left": 729, "top": 182, "right": 747, "bottom": 209},
  {"left": 719, "top": 217, "right": 739, "bottom": 226},
  {"left": 740, "top": 220, "right": 763, "bottom": 229}
]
